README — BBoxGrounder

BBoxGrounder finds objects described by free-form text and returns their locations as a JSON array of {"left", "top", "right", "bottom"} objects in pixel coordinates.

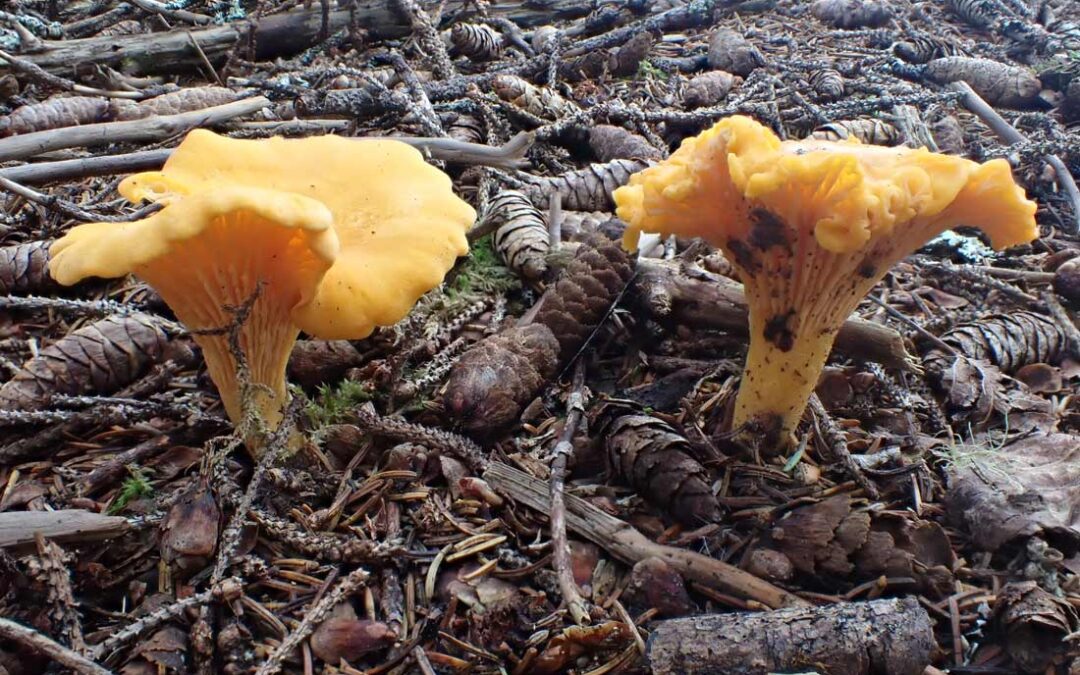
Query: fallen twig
[
  {"left": 0, "top": 48, "right": 146, "bottom": 99},
  {"left": 92, "top": 578, "right": 242, "bottom": 660},
  {"left": 353, "top": 403, "right": 488, "bottom": 473},
  {"left": 0, "top": 617, "right": 112, "bottom": 675},
  {"left": 0, "top": 149, "right": 173, "bottom": 185},
  {"left": 484, "top": 461, "right": 809, "bottom": 610},
  {"left": 550, "top": 360, "right": 590, "bottom": 625},
  {"left": 0, "top": 174, "right": 162, "bottom": 222},
  {"left": 647, "top": 598, "right": 934, "bottom": 674},
  {"left": 808, "top": 394, "right": 880, "bottom": 500},
  {"left": 0, "top": 510, "right": 130, "bottom": 550},
  {"left": 0, "top": 132, "right": 532, "bottom": 187},
  {"left": 0, "top": 96, "right": 270, "bottom": 163}
]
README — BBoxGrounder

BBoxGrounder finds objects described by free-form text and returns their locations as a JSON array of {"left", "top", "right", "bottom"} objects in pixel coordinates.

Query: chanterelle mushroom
[
  {"left": 614, "top": 115, "right": 1037, "bottom": 454},
  {"left": 49, "top": 129, "right": 475, "bottom": 447}
]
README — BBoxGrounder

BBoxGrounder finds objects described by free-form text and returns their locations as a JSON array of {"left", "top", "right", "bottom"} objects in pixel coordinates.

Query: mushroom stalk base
[{"left": 732, "top": 311, "right": 838, "bottom": 456}]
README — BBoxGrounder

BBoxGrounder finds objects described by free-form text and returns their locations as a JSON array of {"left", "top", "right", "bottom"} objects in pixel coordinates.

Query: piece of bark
[
  {"left": 483, "top": 461, "right": 808, "bottom": 609},
  {"left": 0, "top": 510, "right": 130, "bottom": 550},
  {"left": 646, "top": 597, "right": 934, "bottom": 675},
  {"left": 637, "top": 259, "right": 917, "bottom": 371}
]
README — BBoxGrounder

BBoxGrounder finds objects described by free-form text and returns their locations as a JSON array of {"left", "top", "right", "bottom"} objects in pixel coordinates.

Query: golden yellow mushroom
[
  {"left": 50, "top": 130, "right": 475, "bottom": 448},
  {"left": 614, "top": 116, "right": 1037, "bottom": 454}
]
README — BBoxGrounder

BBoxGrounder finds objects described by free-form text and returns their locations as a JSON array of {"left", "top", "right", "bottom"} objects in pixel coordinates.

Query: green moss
[
  {"left": 636, "top": 59, "right": 669, "bottom": 82},
  {"left": 446, "top": 235, "right": 519, "bottom": 300},
  {"left": 306, "top": 379, "right": 375, "bottom": 427},
  {"left": 107, "top": 467, "right": 152, "bottom": 515}
]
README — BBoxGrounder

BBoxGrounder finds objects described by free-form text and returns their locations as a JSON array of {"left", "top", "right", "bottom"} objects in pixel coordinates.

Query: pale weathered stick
[
  {"left": 0, "top": 618, "right": 113, "bottom": 675},
  {"left": 0, "top": 510, "right": 130, "bottom": 549},
  {"left": 484, "top": 461, "right": 809, "bottom": 610},
  {"left": 0, "top": 96, "right": 270, "bottom": 163},
  {"left": 0, "top": 49, "right": 145, "bottom": 99},
  {"left": 0, "top": 131, "right": 532, "bottom": 185},
  {"left": 0, "top": 149, "right": 173, "bottom": 185}
]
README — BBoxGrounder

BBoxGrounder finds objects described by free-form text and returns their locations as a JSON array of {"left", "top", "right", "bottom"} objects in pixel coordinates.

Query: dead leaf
[{"left": 946, "top": 432, "right": 1080, "bottom": 552}]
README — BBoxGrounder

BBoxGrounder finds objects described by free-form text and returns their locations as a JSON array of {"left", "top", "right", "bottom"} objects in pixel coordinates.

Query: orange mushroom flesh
[
  {"left": 49, "top": 130, "right": 475, "bottom": 449},
  {"left": 614, "top": 116, "right": 1038, "bottom": 454}
]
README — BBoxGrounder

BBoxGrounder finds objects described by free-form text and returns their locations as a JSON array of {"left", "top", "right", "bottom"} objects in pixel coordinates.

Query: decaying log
[
  {"left": 646, "top": 597, "right": 934, "bottom": 675},
  {"left": 0, "top": 510, "right": 130, "bottom": 550},
  {"left": 637, "top": 259, "right": 918, "bottom": 371},
  {"left": 6, "top": 2, "right": 594, "bottom": 77},
  {"left": 3, "top": 5, "right": 402, "bottom": 76},
  {"left": 483, "top": 461, "right": 808, "bottom": 610}
]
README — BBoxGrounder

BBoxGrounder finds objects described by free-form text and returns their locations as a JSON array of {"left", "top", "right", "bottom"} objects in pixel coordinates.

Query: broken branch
[
  {"left": 0, "top": 96, "right": 270, "bottom": 163},
  {"left": 484, "top": 461, "right": 809, "bottom": 610}
]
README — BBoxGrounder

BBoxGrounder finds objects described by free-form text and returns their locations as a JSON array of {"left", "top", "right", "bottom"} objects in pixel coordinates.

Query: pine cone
[
  {"left": 443, "top": 324, "right": 560, "bottom": 438},
  {"left": 592, "top": 402, "right": 721, "bottom": 526},
  {"left": 534, "top": 236, "right": 634, "bottom": 361}
]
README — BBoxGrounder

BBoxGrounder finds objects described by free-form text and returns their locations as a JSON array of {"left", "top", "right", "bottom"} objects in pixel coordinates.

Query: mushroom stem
[
  {"left": 133, "top": 212, "right": 330, "bottom": 450},
  {"left": 734, "top": 308, "right": 839, "bottom": 452}
]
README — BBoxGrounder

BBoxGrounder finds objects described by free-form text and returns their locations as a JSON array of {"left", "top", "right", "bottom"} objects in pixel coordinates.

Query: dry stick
[
  {"left": 382, "top": 131, "right": 534, "bottom": 169},
  {"left": 948, "top": 81, "right": 1080, "bottom": 235},
  {"left": 0, "top": 149, "right": 173, "bottom": 185},
  {"left": 548, "top": 190, "right": 563, "bottom": 250},
  {"left": 0, "top": 132, "right": 533, "bottom": 186},
  {"left": 0, "top": 174, "right": 162, "bottom": 222},
  {"left": 129, "top": 0, "right": 213, "bottom": 24},
  {"left": 807, "top": 394, "right": 879, "bottom": 500},
  {"left": 387, "top": 51, "right": 445, "bottom": 138},
  {"left": 254, "top": 568, "right": 371, "bottom": 675},
  {"left": 0, "top": 96, "right": 270, "bottom": 163},
  {"left": 77, "top": 435, "right": 172, "bottom": 496},
  {"left": 550, "top": 359, "right": 590, "bottom": 626},
  {"left": 392, "top": 0, "right": 456, "bottom": 80},
  {"left": 9, "top": 6, "right": 394, "bottom": 75},
  {"left": 865, "top": 294, "right": 958, "bottom": 357},
  {"left": 0, "top": 49, "right": 145, "bottom": 99},
  {"left": 484, "top": 462, "right": 810, "bottom": 610},
  {"left": 0, "top": 510, "right": 130, "bottom": 550},
  {"left": 0, "top": 618, "right": 112, "bottom": 675}
]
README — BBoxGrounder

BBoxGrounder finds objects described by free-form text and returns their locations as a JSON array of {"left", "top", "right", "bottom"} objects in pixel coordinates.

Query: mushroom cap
[
  {"left": 614, "top": 115, "right": 1037, "bottom": 255},
  {"left": 613, "top": 115, "right": 1038, "bottom": 453},
  {"left": 49, "top": 129, "right": 476, "bottom": 340}
]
